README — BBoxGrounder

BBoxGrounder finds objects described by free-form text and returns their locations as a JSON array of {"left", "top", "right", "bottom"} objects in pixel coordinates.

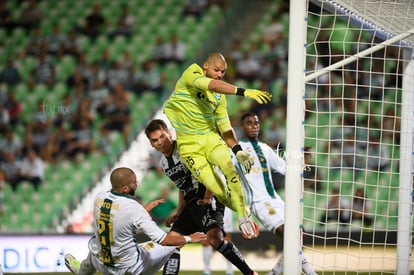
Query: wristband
[
  {"left": 184, "top": 236, "right": 192, "bottom": 243},
  {"left": 232, "top": 144, "right": 243, "bottom": 155},
  {"left": 235, "top": 87, "right": 245, "bottom": 96}
]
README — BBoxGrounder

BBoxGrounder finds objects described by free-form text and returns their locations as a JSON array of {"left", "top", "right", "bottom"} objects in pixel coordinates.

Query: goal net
[{"left": 285, "top": 0, "right": 414, "bottom": 274}]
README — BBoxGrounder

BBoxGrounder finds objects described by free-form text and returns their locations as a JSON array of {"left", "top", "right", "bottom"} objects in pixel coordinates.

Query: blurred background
[{"left": 0, "top": 0, "right": 288, "bottom": 235}]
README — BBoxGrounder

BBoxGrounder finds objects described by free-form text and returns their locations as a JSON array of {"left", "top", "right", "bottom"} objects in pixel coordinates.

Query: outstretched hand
[
  {"left": 244, "top": 89, "right": 272, "bottom": 104},
  {"left": 144, "top": 198, "right": 165, "bottom": 212},
  {"left": 188, "top": 232, "right": 207, "bottom": 243}
]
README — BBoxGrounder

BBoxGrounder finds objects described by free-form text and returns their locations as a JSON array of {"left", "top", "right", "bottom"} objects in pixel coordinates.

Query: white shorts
[
  {"left": 251, "top": 198, "right": 285, "bottom": 232},
  {"left": 89, "top": 241, "right": 176, "bottom": 275},
  {"left": 223, "top": 206, "right": 234, "bottom": 233}
]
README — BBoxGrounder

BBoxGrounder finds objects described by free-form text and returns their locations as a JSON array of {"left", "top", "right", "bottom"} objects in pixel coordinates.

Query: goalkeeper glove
[
  {"left": 232, "top": 144, "right": 253, "bottom": 174},
  {"left": 235, "top": 87, "right": 272, "bottom": 104}
]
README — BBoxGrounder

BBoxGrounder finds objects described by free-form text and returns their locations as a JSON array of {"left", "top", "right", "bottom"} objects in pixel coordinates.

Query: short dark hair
[
  {"left": 240, "top": 111, "right": 258, "bottom": 124},
  {"left": 144, "top": 119, "right": 168, "bottom": 138}
]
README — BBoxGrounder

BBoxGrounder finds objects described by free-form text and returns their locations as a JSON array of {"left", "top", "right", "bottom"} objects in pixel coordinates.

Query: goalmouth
[{"left": 285, "top": 0, "right": 413, "bottom": 274}]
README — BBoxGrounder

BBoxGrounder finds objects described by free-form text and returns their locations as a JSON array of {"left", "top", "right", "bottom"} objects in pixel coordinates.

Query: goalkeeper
[{"left": 163, "top": 52, "right": 272, "bottom": 239}]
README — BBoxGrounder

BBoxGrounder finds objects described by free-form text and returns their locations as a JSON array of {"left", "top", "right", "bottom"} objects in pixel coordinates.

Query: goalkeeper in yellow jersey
[{"left": 163, "top": 52, "right": 272, "bottom": 239}]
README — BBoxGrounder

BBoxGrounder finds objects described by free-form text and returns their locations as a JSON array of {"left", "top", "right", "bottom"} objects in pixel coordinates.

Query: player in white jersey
[
  {"left": 235, "top": 112, "right": 317, "bottom": 275},
  {"left": 64, "top": 167, "right": 206, "bottom": 275}
]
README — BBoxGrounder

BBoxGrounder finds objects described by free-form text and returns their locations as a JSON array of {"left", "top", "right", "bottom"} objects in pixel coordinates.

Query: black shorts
[{"left": 171, "top": 200, "right": 225, "bottom": 235}]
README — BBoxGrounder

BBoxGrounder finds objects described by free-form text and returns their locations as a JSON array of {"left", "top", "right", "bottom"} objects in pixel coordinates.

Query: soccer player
[
  {"left": 145, "top": 119, "right": 258, "bottom": 275},
  {"left": 236, "top": 112, "right": 318, "bottom": 275},
  {"left": 64, "top": 167, "right": 206, "bottom": 275},
  {"left": 163, "top": 52, "right": 271, "bottom": 239}
]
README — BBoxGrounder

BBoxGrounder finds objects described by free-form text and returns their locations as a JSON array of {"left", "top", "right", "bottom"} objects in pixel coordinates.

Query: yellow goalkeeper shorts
[{"left": 177, "top": 131, "right": 247, "bottom": 218}]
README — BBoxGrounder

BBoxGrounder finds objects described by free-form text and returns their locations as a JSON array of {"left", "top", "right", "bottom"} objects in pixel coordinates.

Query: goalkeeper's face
[
  {"left": 147, "top": 128, "right": 174, "bottom": 156},
  {"left": 204, "top": 60, "right": 227, "bottom": 80}
]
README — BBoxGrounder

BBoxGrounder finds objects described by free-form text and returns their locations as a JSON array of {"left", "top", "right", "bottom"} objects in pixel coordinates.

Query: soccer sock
[
  {"left": 162, "top": 249, "right": 180, "bottom": 275},
  {"left": 301, "top": 253, "right": 316, "bottom": 275},
  {"left": 202, "top": 245, "right": 213, "bottom": 274},
  {"left": 217, "top": 240, "right": 252, "bottom": 275},
  {"left": 227, "top": 178, "right": 248, "bottom": 218},
  {"left": 269, "top": 255, "right": 283, "bottom": 275},
  {"left": 226, "top": 259, "right": 234, "bottom": 275}
]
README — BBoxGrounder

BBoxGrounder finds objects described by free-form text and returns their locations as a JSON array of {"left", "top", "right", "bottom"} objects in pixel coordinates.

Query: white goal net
[{"left": 285, "top": 0, "right": 414, "bottom": 274}]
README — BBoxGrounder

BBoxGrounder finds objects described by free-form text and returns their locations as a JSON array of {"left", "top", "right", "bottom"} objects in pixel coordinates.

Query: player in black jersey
[{"left": 145, "top": 119, "right": 258, "bottom": 275}]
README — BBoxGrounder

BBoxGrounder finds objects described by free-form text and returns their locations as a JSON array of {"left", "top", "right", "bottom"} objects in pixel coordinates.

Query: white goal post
[{"left": 285, "top": 0, "right": 413, "bottom": 274}]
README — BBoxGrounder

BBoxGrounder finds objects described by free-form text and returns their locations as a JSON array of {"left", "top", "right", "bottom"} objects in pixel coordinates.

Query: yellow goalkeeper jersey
[{"left": 164, "top": 63, "right": 232, "bottom": 137}]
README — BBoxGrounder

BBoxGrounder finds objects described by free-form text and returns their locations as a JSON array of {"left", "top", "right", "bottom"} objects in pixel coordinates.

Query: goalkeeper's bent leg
[{"left": 208, "top": 143, "right": 248, "bottom": 219}]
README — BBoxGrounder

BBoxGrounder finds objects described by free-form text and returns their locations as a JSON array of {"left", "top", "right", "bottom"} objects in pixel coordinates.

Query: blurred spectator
[
  {"left": 326, "top": 114, "right": 355, "bottom": 152},
  {"left": 109, "top": 4, "right": 135, "bottom": 39},
  {"left": 182, "top": 0, "right": 208, "bottom": 20},
  {"left": 97, "top": 126, "right": 111, "bottom": 155},
  {"left": 0, "top": 128, "right": 23, "bottom": 160},
  {"left": 102, "top": 89, "right": 131, "bottom": 147},
  {"left": 303, "top": 146, "right": 321, "bottom": 192},
  {"left": 53, "top": 93, "right": 77, "bottom": 126},
  {"left": 382, "top": 107, "right": 400, "bottom": 142},
  {"left": 0, "top": 151, "right": 21, "bottom": 192},
  {"left": 45, "top": 24, "right": 66, "bottom": 56},
  {"left": 235, "top": 46, "right": 261, "bottom": 83},
  {"left": 18, "top": 148, "right": 44, "bottom": 191},
  {"left": 70, "top": 97, "right": 95, "bottom": 128},
  {"left": 331, "top": 133, "right": 364, "bottom": 176},
  {"left": 350, "top": 188, "right": 372, "bottom": 227},
  {"left": 32, "top": 51, "right": 55, "bottom": 84},
  {"left": 72, "top": 53, "right": 91, "bottom": 86},
  {"left": 0, "top": 1, "right": 14, "bottom": 31},
  {"left": 80, "top": 3, "right": 106, "bottom": 40},
  {"left": 86, "top": 78, "right": 109, "bottom": 114},
  {"left": 261, "top": 14, "right": 284, "bottom": 46},
  {"left": 106, "top": 61, "right": 129, "bottom": 89},
  {"left": 65, "top": 223, "right": 75, "bottom": 234},
  {"left": 162, "top": 34, "right": 186, "bottom": 65},
  {"left": 25, "top": 100, "right": 52, "bottom": 159},
  {"left": 320, "top": 188, "right": 350, "bottom": 225},
  {"left": 97, "top": 49, "right": 113, "bottom": 74},
  {"left": 66, "top": 119, "right": 94, "bottom": 159},
  {"left": 262, "top": 119, "right": 285, "bottom": 149},
  {"left": 3, "top": 90, "right": 22, "bottom": 126},
  {"left": 18, "top": 0, "right": 43, "bottom": 33},
  {"left": 366, "top": 134, "right": 390, "bottom": 171},
  {"left": 83, "top": 61, "right": 107, "bottom": 91},
  {"left": 118, "top": 51, "right": 134, "bottom": 72},
  {"left": 26, "top": 27, "right": 46, "bottom": 56},
  {"left": 132, "top": 60, "right": 164, "bottom": 95},
  {"left": 0, "top": 58, "right": 21, "bottom": 86},
  {"left": 66, "top": 70, "right": 88, "bottom": 93},
  {"left": 49, "top": 120, "right": 73, "bottom": 161},
  {"left": 151, "top": 36, "right": 165, "bottom": 64},
  {"left": 0, "top": 104, "right": 9, "bottom": 134},
  {"left": 62, "top": 29, "right": 81, "bottom": 58},
  {"left": 229, "top": 39, "right": 243, "bottom": 62},
  {"left": 0, "top": 170, "right": 4, "bottom": 216},
  {"left": 147, "top": 148, "right": 163, "bottom": 177}
]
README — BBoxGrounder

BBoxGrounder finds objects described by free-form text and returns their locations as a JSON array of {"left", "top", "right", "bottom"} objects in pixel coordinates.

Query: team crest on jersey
[{"left": 194, "top": 169, "right": 200, "bottom": 176}]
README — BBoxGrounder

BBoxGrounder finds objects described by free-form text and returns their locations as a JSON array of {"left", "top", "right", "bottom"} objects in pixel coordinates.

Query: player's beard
[{"left": 128, "top": 188, "right": 135, "bottom": 196}]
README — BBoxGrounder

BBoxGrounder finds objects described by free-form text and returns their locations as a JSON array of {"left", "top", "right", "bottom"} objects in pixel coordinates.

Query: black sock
[
  {"left": 217, "top": 240, "right": 252, "bottom": 275},
  {"left": 162, "top": 249, "right": 180, "bottom": 275}
]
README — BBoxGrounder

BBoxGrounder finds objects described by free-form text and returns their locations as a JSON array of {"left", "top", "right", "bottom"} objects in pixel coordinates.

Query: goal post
[{"left": 285, "top": 0, "right": 414, "bottom": 274}]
